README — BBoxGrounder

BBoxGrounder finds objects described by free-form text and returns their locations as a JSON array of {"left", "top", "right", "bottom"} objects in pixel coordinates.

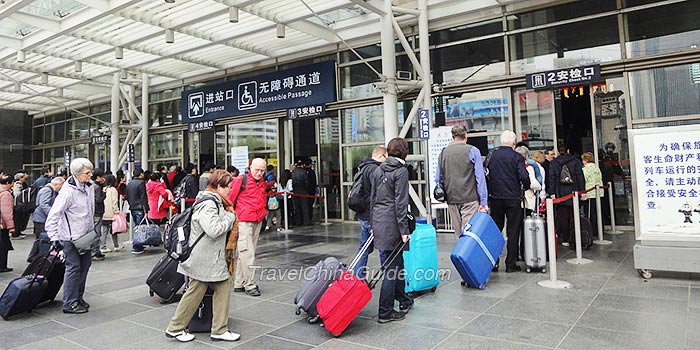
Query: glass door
[
  {"left": 318, "top": 115, "right": 341, "bottom": 219},
  {"left": 514, "top": 88, "right": 556, "bottom": 153}
]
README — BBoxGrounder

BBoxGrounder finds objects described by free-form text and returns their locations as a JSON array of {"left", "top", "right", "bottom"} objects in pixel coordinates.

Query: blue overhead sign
[
  {"left": 418, "top": 108, "right": 430, "bottom": 140},
  {"left": 181, "top": 61, "right": 336, "bottom": 123}
]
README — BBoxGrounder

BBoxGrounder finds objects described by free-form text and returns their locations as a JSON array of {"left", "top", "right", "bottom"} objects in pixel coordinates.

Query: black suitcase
[
  {"left": 146, "top": 254, "right": 185, "bottom": 302},
  {"left": 22, "top": 249, "right": 65, "bottom": 305},
  {"left": 0, "top": 275, "right": 49, "bottom": 320},
  {"left": 187, "top": 288, "right": 213, "bottom": 332}
]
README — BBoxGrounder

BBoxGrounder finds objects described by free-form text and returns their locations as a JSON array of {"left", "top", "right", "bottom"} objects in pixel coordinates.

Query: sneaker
[
  {"left": 10, "top": 235, "right": 25, "bottom": 240},
  {"left": 233, "top": 287, "right": 245, "bottom": 293},
  {"left": 78, "top": 299, "right": 90, "bottom": 309},
  {"left": 0, "top": 267, "right": 13, "bottom": 273},
  {"left": 210, "top": 331, "right": 241, "bottom": 342},
  {"left": 245, "top": 287, "right": 261, "bottom": 297},
  {"left": 399, "top": 301, "right": 413, "bottom": 312},
  {"left": 165, "top": 330, "right": 195, "bottom": 342},
  {"left": 62, "top": 302, "right": 88, "bottom": 314},
  {"left": 131, "top": 250, "right": 144, "bottom": 255},
  {"left": 113, "top": 246, "right": 122, "bottom": 252},
  {"left": 92, "top": 254, "right": 105, "bottom": 261},
  {"left": 100, "top": 248, "right": 112, "bottom": 254},
  {"left": 378, "top": 310, "right": 406, "bottom": 324},
  {"left": 561, "top": 242, "right": 571, "bottom": 247}
]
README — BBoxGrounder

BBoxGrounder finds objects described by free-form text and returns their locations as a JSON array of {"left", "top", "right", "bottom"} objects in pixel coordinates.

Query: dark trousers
[
  {"left": 28, "top": 221, "right": 45, "bottom": 262},
  {"left": 0, "top": 228, "right": 13, "bottom": 269},
  {"left": 585, "top": 200, "right": 599, "bottom": 238},
  {"left": 378, "top": 248, "right": 412, "bottom": 318},
  {"left": 490, "top": 198, "right": 523, "bottom": 268},
  {"left": 292, "top": 195, "right": 310, "bottom": 226},
  {"left": 556, "top": 204, "right": 574, "bottom": 244},
  {"left": 61, "top": 240, "right": 92, "bottom": 308}
]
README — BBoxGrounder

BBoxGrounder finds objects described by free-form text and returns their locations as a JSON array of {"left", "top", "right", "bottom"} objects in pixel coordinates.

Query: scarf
[{"left": 215, "top": 190, "right": 239, "bottom": 275}]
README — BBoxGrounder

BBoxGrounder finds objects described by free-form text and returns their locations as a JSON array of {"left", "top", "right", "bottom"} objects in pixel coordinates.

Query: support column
[
  {"left": 418, "top": 0, "right": 432, "bottom": 222},
  {"left": 110, "top": 73, "right": 120, "bottom": 174},
  {"left": 141, "top": 73, "right": 149, "bottom": 170},
  {"left": 381, "top": 0, "right": 398, "bottom": 143}
]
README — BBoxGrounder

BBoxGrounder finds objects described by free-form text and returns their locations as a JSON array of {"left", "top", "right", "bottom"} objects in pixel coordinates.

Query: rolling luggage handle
[
  {"left": 367, "top": 239, "right": 409, "bottom": 290},
  {"left": 346, "top": 233, "right": 374, "bottom": 272}
]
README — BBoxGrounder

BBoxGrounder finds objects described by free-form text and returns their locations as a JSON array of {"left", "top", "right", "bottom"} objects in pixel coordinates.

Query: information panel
[
  {"left": 428, "top": 126, "right": 453, "bottom": 208},
  {"left": 631, "top": 124, "right": 700, "bottom": 241}
]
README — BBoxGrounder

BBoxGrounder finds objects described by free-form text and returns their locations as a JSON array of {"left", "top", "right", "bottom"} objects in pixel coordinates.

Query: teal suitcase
[{"left": 403, "top": 223, "right": 440, "bottom": 293}]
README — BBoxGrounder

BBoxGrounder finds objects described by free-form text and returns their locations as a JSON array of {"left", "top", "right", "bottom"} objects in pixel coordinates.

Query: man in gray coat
[{"left": 28, "top": 177, "right": 64, "bottom": 262}]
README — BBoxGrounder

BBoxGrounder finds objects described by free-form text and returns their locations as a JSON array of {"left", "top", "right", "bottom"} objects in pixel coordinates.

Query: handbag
[
  {"left": 433, "top": 183, "right": 446, "bottom": 202},
  {"left": 65, "top": 213, "right": 97, "bottom": 255},
  {"left": 267, "top": 196, "right": 279, "bottom": 210},
  {"left": 133, "top": 217, "right": 163, "bottom": 246},
  {"left": 112, "top": 212, "right": 128, "bottom": 234}
]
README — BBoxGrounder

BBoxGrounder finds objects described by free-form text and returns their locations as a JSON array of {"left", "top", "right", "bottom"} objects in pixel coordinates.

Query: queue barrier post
[
  {"left": 321, "top": 187, "right": 332, "bottom": 226},
  {"left": 567, "top": 191, "right": 593, "bottom": 265},
  {"left": 606, "top": 181, "right": 623, "bottom": 235},
  {"left": 538, "top": 197, "right": 572, "bottom": 289},
  {"left": 280, "top": 191, "right": 293, "bottom": 233},
  {"left": 593, "top": 185, "right": 612, "bottom": 245}
]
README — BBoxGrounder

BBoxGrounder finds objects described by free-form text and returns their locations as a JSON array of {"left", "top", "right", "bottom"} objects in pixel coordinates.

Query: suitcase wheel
[
  {"left": 431, "top": 287, "right": 437, "bottom": 293},
  {"left": 149, "top": 290, "right": 154, "bottom": 297},
  {"left": 295, "top": 307, "right": 301, "bottom": 316},
  {"left": 541, "top": 268, "right": 546, "bottom": 274},
  {"left": 526, "top": 268, "right": 532, "bottom": 273},
  {"left": 308, "top": 316, "right": 319, "bottom": 324},
  {"left": 477, "top": 284, "right": 486, "bottom": 290}
]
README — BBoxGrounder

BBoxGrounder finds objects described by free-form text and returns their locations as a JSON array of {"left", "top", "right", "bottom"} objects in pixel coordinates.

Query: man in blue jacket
[
  {"left": 486, "top": 130, "right": 530, "bottom": 272},
  {"left": 28, "top": 177, "right": 64, "bottom": 262}
]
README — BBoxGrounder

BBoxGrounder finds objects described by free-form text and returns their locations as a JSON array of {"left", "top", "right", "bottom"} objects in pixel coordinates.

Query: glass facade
[{"left": 28, "top": 0, "right": 700, "bottom": 223}]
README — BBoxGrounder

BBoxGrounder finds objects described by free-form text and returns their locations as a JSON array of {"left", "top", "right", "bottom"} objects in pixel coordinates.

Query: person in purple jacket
[{"left": 45, "top": 158, "right": 96, "bottom": 314}]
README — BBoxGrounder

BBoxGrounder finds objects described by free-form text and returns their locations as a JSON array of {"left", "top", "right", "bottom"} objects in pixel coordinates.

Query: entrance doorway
[{"left": 555, "top": 85, "right": 593, "bottom": 156}]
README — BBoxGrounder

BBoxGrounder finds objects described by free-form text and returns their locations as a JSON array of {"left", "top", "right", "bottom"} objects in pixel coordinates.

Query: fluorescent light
[
  {"left": 276, "top": 24, "right": 285, "bottom": 38},
  {"left": 165, "top": 29, "right": 174, "bottom": 43},
  {"left": 229, "top": 7, "right": 239, "bottom": 23},
  {"left": 115, "top": 47, "right": 123, "bottom": 59}
]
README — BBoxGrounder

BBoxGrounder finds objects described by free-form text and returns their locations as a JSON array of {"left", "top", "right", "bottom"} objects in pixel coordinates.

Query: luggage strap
[{"left": 461, "top": 230, "right": 496, "bottom": 266}]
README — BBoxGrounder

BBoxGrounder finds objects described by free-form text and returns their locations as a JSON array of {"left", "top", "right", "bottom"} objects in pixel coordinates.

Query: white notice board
[
  {"left": 428, "top": 126, "right": 453, "bottom": 208},
  {"left": 630, "top": 124, "right": 700, "bottom": 241},
  {"left": 230, "top": 146, "right": 249, "bottom": 173}
]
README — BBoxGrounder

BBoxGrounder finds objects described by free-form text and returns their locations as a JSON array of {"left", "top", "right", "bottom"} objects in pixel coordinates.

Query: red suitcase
[{"left": 316, "top": 240, "right": 406, "bottom": 336}]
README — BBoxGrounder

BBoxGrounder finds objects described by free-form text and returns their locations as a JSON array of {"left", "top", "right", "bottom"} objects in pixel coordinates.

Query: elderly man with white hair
[
  {"left": 45, "top": 158, "right": 96, "bottom": 314},
  {"left": 485, "top": 131, "right": 531, "bottom": 273},
  {"left": 228, "top": 158, "right": 268, "bottom": 297}
]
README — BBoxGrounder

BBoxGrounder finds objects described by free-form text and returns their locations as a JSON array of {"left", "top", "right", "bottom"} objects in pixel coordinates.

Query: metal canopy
[{"left": 0, "top": 0, "right": 526, "bottom": 114}]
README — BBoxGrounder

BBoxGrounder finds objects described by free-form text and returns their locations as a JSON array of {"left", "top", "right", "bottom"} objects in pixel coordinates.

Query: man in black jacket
[
  {"left": 548, "top": 144, "right": 585, "bottom": 246},
  {"left": 304, "top": 159, "right": 317, "bottom": 223},
  {"left": 126, "top": 168, "right": 149, "bottom": 254},
  {"left": 352, "top": 145, "right": 387, "bottom": 280},
  {"left": 486, "top": 130, "right": 531, "bottom": 273},
  {"left": 91, "top": 169, "right": 106, "bottom": 261},
  {"left": 291, "top": 161, "right": 310, "bottom": 226}
]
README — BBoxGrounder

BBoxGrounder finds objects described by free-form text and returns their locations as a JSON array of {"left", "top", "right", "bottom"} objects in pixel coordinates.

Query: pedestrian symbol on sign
[{"left": 188, "top": 92, "right": 204, "bottom": 118}]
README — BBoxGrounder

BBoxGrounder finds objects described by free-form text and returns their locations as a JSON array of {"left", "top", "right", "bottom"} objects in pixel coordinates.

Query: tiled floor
[{"left": 1, "top": 223, "right": 698, "bottom": 350}]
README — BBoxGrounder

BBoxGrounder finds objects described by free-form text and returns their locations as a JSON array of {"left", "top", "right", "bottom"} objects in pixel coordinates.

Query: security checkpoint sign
[
  {"left": 181, "top": 61, "right": 336, "bottom": 124},
  {"left": 418, "top": 108, "right": 430, "bottom": 140},
  {"left": 287, "top": 104, "right": 325, "bottom": 120},
  {"left": 630, "top": 124, "right": 700, "bottom": 241},
  {"left": 188, "top": 120, "right": 214, "bottom": 133},
  {"left": 526, "top": 64, "right": 601, "bottom": 90}
]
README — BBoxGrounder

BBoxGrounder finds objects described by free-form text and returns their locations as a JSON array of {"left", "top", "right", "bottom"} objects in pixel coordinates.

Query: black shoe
[
  {"left": 399, "top": 301, "right": 413, "bottom": 312},
  {"left": 62, "top": 302, "right": 88, "bottom": 314},
  {"left": 491, "top": 264, "right": 499, "bottom": 272},
  {"left": 378, "top": 310, "right": 406, "bottom": 324},
  {"left": 245, "top": 287, "right": 261, "bottom": 297},
  {"left": 505, "top": 265, "right": 522, "bottom": 273},
  {"left": 0, "top": 267, "right": 13, "bottom": 273},
  {"left": 233, "top": 287, "right": 245, "bottom": 293},
  {"left": 92, "top": 254, "right": 105, "bottom": 261},
  {"left": 78, "top": 299, "right": 90, "bottom": 309}
]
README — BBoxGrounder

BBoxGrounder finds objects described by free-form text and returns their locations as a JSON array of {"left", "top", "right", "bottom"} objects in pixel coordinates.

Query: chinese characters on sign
[
  {"left": 632, "top": 125, "right": 700, "bottom": 238},
  {"left": 525, "top": 64, "right": 601, "bottom": 90},
  {"left": 286, "top": 104, "right": 326, "bottom": 120},
  {"left": 64, "top": 151, "right": 70, "bottom": 168},
  {"left": 91, "top": 135, "right": 108, "bottom": 145},
  {"left": 418, "top": 109, "right": 430, "bottom": 140},
  {"left": 181, "top": 61, "right": 336, "bottom": 123},
  {"left": 127, "top": 144, "right": 135, "bottom": 163},
  {"left": 188, "top": 120, "right": 215, "bottom": 133}
]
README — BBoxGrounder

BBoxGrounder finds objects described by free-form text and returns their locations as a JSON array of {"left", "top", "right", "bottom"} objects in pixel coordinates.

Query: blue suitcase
[
  {"left": 450, "top": 212, "right": 505, "bottom": 289},
  {"left": 403, "top": 223, "right": 440, "bottom": 293},
  {"left": 0, "top": 275, "right": 49, "bottom": 320}
]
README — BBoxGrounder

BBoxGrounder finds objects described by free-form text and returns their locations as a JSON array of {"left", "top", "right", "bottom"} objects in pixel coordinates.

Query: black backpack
[
  {"left": 14, "top": 186, "right": 37, "bottom": 215},
  {"left": 165, "top": 197, "right": 219, "bottom": 263},
  {"left": 347, "top": 165, "right": 369, "bottom": 213}
]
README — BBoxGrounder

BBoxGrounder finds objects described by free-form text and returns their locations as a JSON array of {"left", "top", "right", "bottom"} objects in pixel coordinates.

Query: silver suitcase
[{"left": 523, "top": 214, "right": 547, "bottom": 273}]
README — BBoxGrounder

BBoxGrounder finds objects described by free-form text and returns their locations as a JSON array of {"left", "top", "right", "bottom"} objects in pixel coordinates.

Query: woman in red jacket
[
  {"left": 0, "top": 175, "right": 16, "bottom": 272},
  {"left": 146, "top": 172, "right": 173, "bottom": 225}
]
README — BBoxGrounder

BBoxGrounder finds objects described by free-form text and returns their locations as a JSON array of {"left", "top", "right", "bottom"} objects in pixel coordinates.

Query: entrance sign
[
  {"left": 287, "top": 104, "right": 325, "bottom": 120},
  {"left": 418, "top": 109, "right": 430, "bottom": 140},
  {"left": 526, "top": 64, "right": 601, "bottom": 90},
  {"left": 188, "top": 120, "right": 214, "bottom": 133},
  {"left": 230, "top": 146, "right": 249, "bottom": 173},
  {"left": 181, "top": 61, "right": 336, "bottom": 123},
  {"left": 630, "top": 124, "right": 700, "bottom": 241}
]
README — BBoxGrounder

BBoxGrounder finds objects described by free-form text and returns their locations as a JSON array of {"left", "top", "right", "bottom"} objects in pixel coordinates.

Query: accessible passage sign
[
  {"left": 181, "top": 61, "right": 336, "bottom": 123},
  {"left": 631, "top": 124, "right": 700, "bottom": 240}
]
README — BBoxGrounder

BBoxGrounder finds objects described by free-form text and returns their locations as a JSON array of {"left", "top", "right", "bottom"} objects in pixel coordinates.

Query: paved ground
[{"left": 0, "top": 223, "right": 698, "bottom": 350}]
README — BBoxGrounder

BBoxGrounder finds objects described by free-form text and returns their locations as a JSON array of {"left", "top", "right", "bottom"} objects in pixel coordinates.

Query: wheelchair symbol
[{"left": 238, "top": 81, "right": 258, "bottom": 110}]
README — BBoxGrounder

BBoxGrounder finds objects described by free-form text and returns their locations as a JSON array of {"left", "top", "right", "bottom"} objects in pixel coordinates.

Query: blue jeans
[
  {"left": 353, "top": 219, "right": 374, "bottom": 280},
  {"left": 378, "top": 248, "right": 411, "bottom": 318},
  {"left": 131, "top": 209, "right": 145, "bottom": 252},
  {"left": 61, "top": 240, "right": 92, "bottom": 308}
]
